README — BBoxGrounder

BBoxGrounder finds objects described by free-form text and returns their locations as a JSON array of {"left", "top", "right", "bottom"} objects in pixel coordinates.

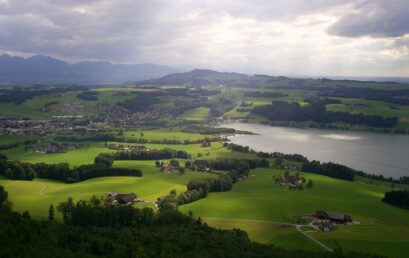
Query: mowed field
[{"left": 180, "top": 168, "right": 409, "bottom": 257}]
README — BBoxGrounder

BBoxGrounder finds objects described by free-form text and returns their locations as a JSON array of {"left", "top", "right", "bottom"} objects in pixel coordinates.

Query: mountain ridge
[{"left": 0, "top": 54, "right": 180, "bottom": 85}]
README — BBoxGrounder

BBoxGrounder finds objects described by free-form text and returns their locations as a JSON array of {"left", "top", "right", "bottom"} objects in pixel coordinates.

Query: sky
[{"left": 0, "top": 0, "right": 408, "bottom": 77}]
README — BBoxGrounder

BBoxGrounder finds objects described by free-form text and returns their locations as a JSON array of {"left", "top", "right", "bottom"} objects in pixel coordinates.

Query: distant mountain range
[
  {"left": 0, "top": 54, "right": 180, "bottom": 85},
  {"left": 1, "top": 54, "right": 408, "bottom": 86}
]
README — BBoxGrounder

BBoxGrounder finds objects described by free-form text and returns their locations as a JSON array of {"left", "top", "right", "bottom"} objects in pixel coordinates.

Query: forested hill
[
  {"left": 137, "top": 69, "right": 268, "bottom": 87},
  {"left": 0, "top": 54, "right": 179, "bottom": 85}
]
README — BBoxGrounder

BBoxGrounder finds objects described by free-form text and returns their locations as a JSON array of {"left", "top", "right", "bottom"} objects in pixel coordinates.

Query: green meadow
[
  {"left": 180, "top": 168, "right": 409, "bottom": 257},
  {"left": 180, "top": 107, "right": 210, "bottom": 121},
  {"left": 0, "top": 160, "right": 216, "bottom": 219}
]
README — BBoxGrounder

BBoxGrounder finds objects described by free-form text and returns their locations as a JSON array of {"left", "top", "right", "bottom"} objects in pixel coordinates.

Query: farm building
[
  {"left": 319, "top": 222, "right": 335, "bottom": 232},
  {"left": 108, "top": 192, "right": 137, "bottom": 206},
  {"left": 315, "top": 210, "right": 352, "bottom": 224}
]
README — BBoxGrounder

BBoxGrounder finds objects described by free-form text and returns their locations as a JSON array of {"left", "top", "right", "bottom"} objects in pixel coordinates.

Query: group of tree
[
  {"left": 301, "top": 161, "right": 355, "bottom": 181},
  {"left": 161, "top": 158, "right": 269, "bottom": 207},
  {"left": 102, "top": 148, "right": 191, "bottom": 161},
  {"left": 244, "top": 91, "right": 289, "bottom": 98},
  {"left": 0, "top": 154, "right": 142, "bottom": 183},
  {"left": 224, "top": 143, "right": 308, "bottom": 164},
  {"left": 252, "top": 100, "right": 398, "bottom": 128},
  {"left": 382, "top": 190, "right": 409, "bottom": 210},
  {"left": 257, "top": 151, "right": 308, "bottom": 163},
  {"left": 0, "top": 188, "right": 383, "bottom": 258}
]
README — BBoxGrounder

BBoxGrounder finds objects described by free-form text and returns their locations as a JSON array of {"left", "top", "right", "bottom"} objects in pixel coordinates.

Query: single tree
[{"left": 48, "top": 204, "right": 55, "bottom": 221}]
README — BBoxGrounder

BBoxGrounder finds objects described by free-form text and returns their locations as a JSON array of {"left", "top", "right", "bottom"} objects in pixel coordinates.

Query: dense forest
[
  {"left": 0, "top": 187, "right": 385, "bottom": 258},
  {"left": 252, "top": 100, "right": 398, "bottom": 128}
]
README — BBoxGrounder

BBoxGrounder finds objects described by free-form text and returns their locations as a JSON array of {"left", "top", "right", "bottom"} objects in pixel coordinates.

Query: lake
[{"left": 221, "top": 123, "right": 409, "bottom": 178}]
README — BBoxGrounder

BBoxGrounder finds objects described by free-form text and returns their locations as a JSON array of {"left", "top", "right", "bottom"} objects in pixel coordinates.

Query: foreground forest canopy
[{"left": 1, "top": 70, "right": 409, "bottom": 258}]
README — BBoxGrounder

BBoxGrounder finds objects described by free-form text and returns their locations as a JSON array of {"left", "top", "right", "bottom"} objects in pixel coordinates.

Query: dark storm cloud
[
  {"left": 0, "top": 0, "right": 181, "bottom": 61},
  {"left": 0, "top": 0, "right": 349, "bottom": 62},
  {"left": 328, "top": 0, "right": 409, "bottom": 38}
]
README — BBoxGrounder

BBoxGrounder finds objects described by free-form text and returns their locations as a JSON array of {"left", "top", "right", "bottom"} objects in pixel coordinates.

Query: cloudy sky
[{"left": 0, "top": 0, "right": 408, "bottom": 77}]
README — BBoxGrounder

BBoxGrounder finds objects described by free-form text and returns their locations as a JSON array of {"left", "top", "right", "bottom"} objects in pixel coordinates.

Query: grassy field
[
  {"left": 0, "top": 160, "right": 216, "bottom": 219},
  {"left": 180, "top": 107, "right": 210, "bottom": 121},
  {"left": 180, "top": 168, "right": 409, "bottom": 257}
]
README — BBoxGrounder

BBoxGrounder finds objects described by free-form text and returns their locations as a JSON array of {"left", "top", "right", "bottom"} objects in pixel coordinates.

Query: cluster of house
[
  {"left": 163, "top": 164, "right": 176, "bottom": 173},
  {"left": 105, "top": 192, "right": 140, "bottom": 207},
  {"left": 312, "top": 210, "right": 353, "bottom": 232},
  {"left": 54, "top": 100, "right": 84, "bottom": 114},
  {"left": 283, "top": 164, "right": 301, "bottom": 171},
  {"left": 106, "top": 144, "right": 148, "bottom": 152},
  {"left": 0, "top": 117, "right": 98, "bottom": 135},
  {"left": 276, "top": 173, "right": 303, "bottom": 187},
  {"left": 33, "top": 142, "right": 83, "bottom": 154},
  {"left": 97, "top": 102, "right": 169, "bottom": 128}
]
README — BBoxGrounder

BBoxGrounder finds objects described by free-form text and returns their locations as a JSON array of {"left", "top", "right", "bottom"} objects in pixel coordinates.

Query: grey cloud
[{"left": 328, "top": 0, "right": 409, "bottom": 38}]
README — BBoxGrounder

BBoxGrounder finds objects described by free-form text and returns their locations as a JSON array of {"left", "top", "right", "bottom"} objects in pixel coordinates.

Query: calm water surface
[{"left": 221, "top": 123, "right": 409, "bottom": 178}]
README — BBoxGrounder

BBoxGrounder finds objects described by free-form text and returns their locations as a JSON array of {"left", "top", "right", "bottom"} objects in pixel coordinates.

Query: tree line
[
  {"left": 97, "top": 148, "right": 191, "bottom": 161},
  {"left": 244, "top": 91, "right": 288, "bottom": 98},
  {"left": 0, "top": 154, "right": 142, "bottom": 183},
  {"left": 301, "top": 161, "right": 355, "bottom": 181}
]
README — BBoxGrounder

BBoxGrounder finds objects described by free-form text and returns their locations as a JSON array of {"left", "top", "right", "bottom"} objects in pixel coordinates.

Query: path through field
[
  {"left": 204, "top": 217, "right": 333, "bottom": 252},
  {"left": 38, "top": 183, "right": 48, "bottom": 197}
]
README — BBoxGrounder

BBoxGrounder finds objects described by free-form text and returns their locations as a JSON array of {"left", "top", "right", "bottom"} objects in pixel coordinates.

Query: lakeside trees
[{"left": 301, "top": 161, "right": 355, "bottom": 181}]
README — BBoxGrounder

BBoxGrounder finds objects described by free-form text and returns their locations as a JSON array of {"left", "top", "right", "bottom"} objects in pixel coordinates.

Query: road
[{"left": 203, "top": 217, "right": 334, "bottom": 252}]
